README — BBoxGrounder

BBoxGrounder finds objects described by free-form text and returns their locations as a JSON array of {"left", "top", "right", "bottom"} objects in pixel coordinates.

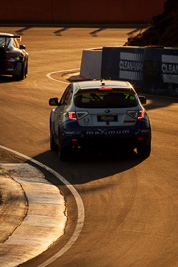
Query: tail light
[
  {"left": 99, "top": 88, "right": 112, "bottom": 91},
  {"left": 127, "top": 110, "right": 145, "bottom": 120},
  {"left": 137, "top": 110, "right": 145, "bottom": 119},
  {"left": 68, "top": 112, "right": 77, "bottom": 120},
  {"left": 67, "top": 111, "right": 88, "bottom": 120},
  {"left": 5, "top": 54, "right": 20, "bottom": 62}
]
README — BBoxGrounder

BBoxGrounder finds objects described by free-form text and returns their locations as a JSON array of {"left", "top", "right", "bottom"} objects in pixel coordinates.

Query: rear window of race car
[
  {"left": 0, "top": 37, "right": 11, "bottom": 47},
  {"left": 74, "top": 88, "right": 139, "bottom": 108}
]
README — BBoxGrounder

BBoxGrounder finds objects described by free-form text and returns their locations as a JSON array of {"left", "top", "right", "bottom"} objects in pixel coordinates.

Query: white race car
[{"left": 49, "top": 80, "right": 151, "bottom": 160}]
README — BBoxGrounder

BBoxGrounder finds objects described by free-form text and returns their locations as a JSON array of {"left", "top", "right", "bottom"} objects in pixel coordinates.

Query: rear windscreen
[
  {"left": 74, "top": 89, "right": 139, "bottom": 108},
  {"left": 0, "top": 37, "right": 10, "bottom": 48}
]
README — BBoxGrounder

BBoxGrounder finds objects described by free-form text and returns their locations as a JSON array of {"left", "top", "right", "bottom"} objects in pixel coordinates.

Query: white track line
[
  {"left": 0, "top": 145, "right": 85, "bottom": 267},
  {"left": 46, "top": 68, "right": 80, "bottom": 84}
]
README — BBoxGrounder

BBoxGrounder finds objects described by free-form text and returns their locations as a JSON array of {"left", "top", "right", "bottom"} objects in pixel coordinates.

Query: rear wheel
[
  {"left": 13, "top": 60, "right": 27, "bottom": 80},
  {"left": 137, "top": 142, "right": 151, "bottom": 158},
  {"left": 19, "top": 61, "right": 26, "bottom": 80},
  {"left": 24, "top": 59, "right": 28, "bottom": 78},
  {"left": 50, "top": 121, "right": 58, "bottom": 151},
  {"left": 58, "top": 133, "right": 70, "bottom": 160},
  {"left": 50, "top": 132, "right": 58, "bottom": 151}
]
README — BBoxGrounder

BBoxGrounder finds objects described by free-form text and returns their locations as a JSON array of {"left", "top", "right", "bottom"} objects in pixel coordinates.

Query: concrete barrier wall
[
  {"left": 1, "top": 0, "right": 166, "bottom": 24},
  {"left": 80, "top": 50, "right": 102, "bottom": 80},
  {"left": 80, "top": 46, "right": 178, "bottom": 95}
]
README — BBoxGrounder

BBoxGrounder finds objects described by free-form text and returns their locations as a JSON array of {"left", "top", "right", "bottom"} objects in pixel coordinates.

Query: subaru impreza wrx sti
[{"left": 49, "top": 80, "right": 151, "bottom": 160}]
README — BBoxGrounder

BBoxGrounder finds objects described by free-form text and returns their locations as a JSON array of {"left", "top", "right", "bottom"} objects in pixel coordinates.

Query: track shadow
[
  {"left": 90, "top": 28, "right": 106, "bottom": 37},
  {"left": 143, "top": 94, "right": 178, "bottom": 111},
  {"left": 30, "top": 148, "right": 144, "bottom": 186},
  {"left": 0, "top": 75, "right": 18, "bottom": 83},
  {"left": 15, "top": 27, "right": 32, "bottom": 35},
  {"left": 54, "top": 27, "right": 70, "bottom": 36},
  {"left": 127, "top": 27, "right": 144, "bottom": 38}
]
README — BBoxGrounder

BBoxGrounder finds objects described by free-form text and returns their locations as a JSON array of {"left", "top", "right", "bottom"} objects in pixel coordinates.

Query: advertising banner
[
  {"left": 101, "top": 47, "right": 145, "bottom": 88},
  {"left": 143, "top": 47, "right": 178, "bottom": 95}
]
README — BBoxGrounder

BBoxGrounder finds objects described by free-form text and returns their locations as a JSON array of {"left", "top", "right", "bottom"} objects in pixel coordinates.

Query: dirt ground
[{"left": 125, "top": 0, "right": 178, "bottom": 47}]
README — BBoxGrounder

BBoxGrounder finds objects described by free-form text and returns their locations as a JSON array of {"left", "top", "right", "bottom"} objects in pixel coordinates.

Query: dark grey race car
[{"left": 0, "top": 33, "right": 28, "bottom": 80}]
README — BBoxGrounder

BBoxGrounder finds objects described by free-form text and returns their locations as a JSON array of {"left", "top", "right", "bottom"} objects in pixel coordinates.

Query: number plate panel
[{"left": 97, "top": 115, "right": 118, "bottom": 122}]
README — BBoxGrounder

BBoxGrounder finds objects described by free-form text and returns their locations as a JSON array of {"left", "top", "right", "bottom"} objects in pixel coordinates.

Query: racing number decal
[{"left": 124, "top": 94, "right": 135, "bottom": 100}]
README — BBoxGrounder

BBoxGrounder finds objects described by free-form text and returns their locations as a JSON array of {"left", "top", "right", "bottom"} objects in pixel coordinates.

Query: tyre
[
  {"left": 50, "top": 132, "right": 58, "bottom": 151},
  {"left": 25, "top": 59, "right": 28, "bottom": 78},
  {"left": 13, "top": 61, "right": 26, "bottom": 80},
  {"left": 50, "top": 122, "right": 58, "bottom": 151},
  {"left": 58, "top": 133, "right": 70, "bottom": 160},
  {"left": 19, "top": 62, "right": 26, "bottom": 80},
  {"left": 137, "top": 142, "right": 151, "bottom": 158}
]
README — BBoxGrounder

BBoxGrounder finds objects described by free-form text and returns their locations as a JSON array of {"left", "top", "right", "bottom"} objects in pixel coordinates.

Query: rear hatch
[{"left": 74, "top": 88, "right": 140, "bottom": 127}]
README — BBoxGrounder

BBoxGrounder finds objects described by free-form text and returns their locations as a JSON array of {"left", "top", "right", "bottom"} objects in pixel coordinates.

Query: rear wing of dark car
[
  {"left": 0, "top": 35, "right": 21, "bottom": 38},
  {"left": 0, "top": 35, "right": 22, "bottom": 43}
]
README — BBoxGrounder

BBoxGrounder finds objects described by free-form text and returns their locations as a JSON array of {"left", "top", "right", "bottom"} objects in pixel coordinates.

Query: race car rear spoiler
[
  {"left": 0, "top": 35, "right": 22, "bottom": 40},
  {"left": 0, "top": 35, "right": 21, "bottom": 38}
]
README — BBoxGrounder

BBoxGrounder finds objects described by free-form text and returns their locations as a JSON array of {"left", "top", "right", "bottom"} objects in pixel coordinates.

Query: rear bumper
[
  {"left": 2, "top": 61, "right": 22, "bottom": 75},
  {"left": 61, "top": 125, "right": 151, "bottom": 149}
]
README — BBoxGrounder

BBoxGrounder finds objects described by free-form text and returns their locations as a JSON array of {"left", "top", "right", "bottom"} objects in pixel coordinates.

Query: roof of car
[
  {"left": 0, "top": 33, "right": 21, "bottom": 39},
  {"left": 75, "top": 80, "right": 134, "bottom": 91},
  {"left": 0, "top": 33, "right": 14, "bottom": 37}
]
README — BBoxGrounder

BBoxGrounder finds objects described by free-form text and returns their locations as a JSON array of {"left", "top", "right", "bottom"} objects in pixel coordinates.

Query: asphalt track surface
[{"left": 0, "top": 26, "right": 178, "bottom": 267}]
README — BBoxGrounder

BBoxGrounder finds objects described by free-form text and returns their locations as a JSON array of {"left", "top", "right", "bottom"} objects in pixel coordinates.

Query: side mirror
[
  {"left": 49, "top": 97, "right": 59, "bottom": 106},
  {"left": 139, "top": 96, "right": 147, "bottom": 104},
  {"left": 20, "top": 44, "right": 26, "bottom": 50}
]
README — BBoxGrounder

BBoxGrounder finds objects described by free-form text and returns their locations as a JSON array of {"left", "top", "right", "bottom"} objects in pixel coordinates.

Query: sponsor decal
[
  {"left": 119, "top": 52, "right": 144, "bottom": 81},
  {"left": 162, "top": 63, "right": 178, "bottom": 74},
  {"left": 86, "top": 129, "right": 130, "bottom": 136},
  {"left": 64, "top": 131, "right": 81, "bottom": 135},
  {"left": 119, "top": 61, "right": 143, "bottom": 72},
  {"left": 162, "top": 55, "right": 178, "bottom": 84},
  {"left": 141, "top": 129, "right": 150, "bottom": 133},
  {"left": 134, "top": 129, "right": 140, "bottom": 135}
]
